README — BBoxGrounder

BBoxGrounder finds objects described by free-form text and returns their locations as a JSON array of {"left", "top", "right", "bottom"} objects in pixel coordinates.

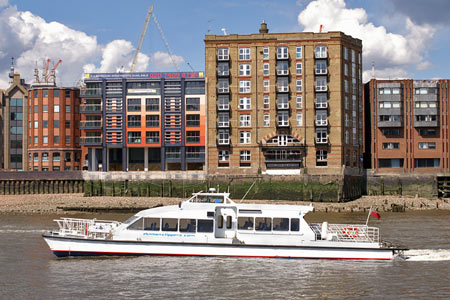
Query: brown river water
[{"left": 0, "top": 211, "right": 449, "bottom": 299}]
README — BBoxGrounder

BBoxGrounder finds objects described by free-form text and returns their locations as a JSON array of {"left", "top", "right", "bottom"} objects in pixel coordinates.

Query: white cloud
[
  {"left": 0, "top": 0, "right": 8, "bottom": 8},
  {"left": 298, "top": 0, "right": 436, "bottom": 82},
  {"left": 0, "top": 6, "right": 152, "bottom": 89},
  {"left": 151, "top": 51, "right": 184, "bottom": 69}
]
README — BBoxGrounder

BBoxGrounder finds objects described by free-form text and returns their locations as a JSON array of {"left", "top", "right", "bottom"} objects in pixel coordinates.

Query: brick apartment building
[
  {"left": 205, "top": 22, "right": 363, "bottom": 176},
  {"left": 80, "top": 72, "right": 206, "bottom": 172},
  {"left": 364, "top": 79, "right": 450, "bottom": 174}
]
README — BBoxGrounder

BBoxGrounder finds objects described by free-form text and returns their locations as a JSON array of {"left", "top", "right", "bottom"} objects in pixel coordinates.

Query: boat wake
[
  {"left": 401, "top": 249, "right": 450, "bottom": 261},
  {"left": 0, "top": 229, "right": 45, "bottom": 233}
]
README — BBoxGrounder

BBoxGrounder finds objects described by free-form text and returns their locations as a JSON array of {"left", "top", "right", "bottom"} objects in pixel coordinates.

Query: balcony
[
  {"left": 277, "top": 86, "right": 289, "bottom": 93},
  {"left": 79, "top": 120, "right": 102, "bottom": 129},
  {"left": 414, "top": 119, "right": 439, "bottom": 128},
  {"left": 378, "top": 108, "right": 402, "bottom": 116},
  {"left": 80, "top": 88, "right": 102, "bottom": 97},
  {"left": 217, "top": 138, "right": 230, "bottom": 146},
  {"left": 186, "top": 151, "right": 205, "bottom": 161},
  {"left": 378, "top": 120, "right": 402, "bottom": 128},
  {"left": 276, "top": 69, "right": 289, "bottom": 76},
  {"left": 80, "top": 137, "right": 102, "bottom": 145},
  {"left": 315, "top": 101, "right": 328, "bottom": 109},
  {"left": 414, "top": 107, "right": 438, "bottom": 116},
  {"left": 80, "top": 104, "right": 102, "bottom": 113}
]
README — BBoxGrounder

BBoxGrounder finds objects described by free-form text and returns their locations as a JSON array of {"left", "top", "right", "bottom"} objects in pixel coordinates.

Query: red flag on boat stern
[{"left": 370, "top": 210, "right": 381, "bottom": 220}]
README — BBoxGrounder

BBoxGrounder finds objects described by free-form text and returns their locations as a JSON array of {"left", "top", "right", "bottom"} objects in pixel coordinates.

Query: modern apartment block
[
  {"left": 205, "top": 22, "right": 363, "bottom": 176},
  {"left": 364, "top": 79, "right": 450, "bottom": 174},
  {"left": 80, "top": 72, "right": 205, "bottom": 172},
  {"left": 3, "top": 69, "right": 29, "bottom": 171},
  {"left": 27, "top": 84, "right": 81, "bottom": 171}
]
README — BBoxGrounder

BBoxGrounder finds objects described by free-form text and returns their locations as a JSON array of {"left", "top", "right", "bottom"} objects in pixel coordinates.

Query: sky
[{"left": 1, "top": 0, "right": 450, "bottom": 88}]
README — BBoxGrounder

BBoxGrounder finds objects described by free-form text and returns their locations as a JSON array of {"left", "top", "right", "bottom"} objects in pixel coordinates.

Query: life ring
[{"left": 343, "top": 226, "right": 359, "bottom": 238}]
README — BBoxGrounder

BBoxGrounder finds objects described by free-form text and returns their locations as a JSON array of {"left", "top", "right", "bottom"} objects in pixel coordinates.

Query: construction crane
[
  {"left": 151, "top": 13, "right": 182, "bottom": 72},
  {"left": 130, "top": 4, "right": 154, "bottom": 72},
  {"left": 46, "top": 59, "right": 62, "bottom": 81}
]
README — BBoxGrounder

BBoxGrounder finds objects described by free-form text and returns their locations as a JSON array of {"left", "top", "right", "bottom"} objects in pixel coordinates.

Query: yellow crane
[{"left": 130, "top": 4, "right": 154, "bottom": 72}]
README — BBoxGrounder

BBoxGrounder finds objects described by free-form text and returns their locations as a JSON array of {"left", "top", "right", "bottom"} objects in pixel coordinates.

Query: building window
[
  {"left": 344, "top": 47, "right": 348, "bottom": 60},
  {"left": 34, "top": 121, "right": 38, "bottom": 129},
  {"left": 218, "top": 95, "right": 229, "bottom": 110},
  {"left": 146, "top": 131, "right": 159, "bottom": 143},
  {"left": 34, "top": 136, "right": 38, "bottom": 144},
  {"left": 382, "top": 143, "right": 400, "bottom": 150},
  {"left": 65, "top": 105, "right": 71, "bottom": 113},
  {"left": 218, "top": 129, "right": 229, "bottom": 145},
  {"left": 277, "top": 78, "right": 288, "bottom": 92},
  {"left": 186, "top": 114, "right": 200, "bottom": 127},
  {"left": 43, "top": 136, "right": 48, "bottom": 144},
  {"left": 218, "top": 63, "right": 229, "bottom": 76},
  {"left": 128, "top": 132, "right": 141, "bottom": 144},
  {"left": 316, "top": 150, "right": 327, "bottom": 166},
  {"left": 65, "top": 136, "right": 71, "bottom": 145},
  {"left": 263, "top": 63, "right": 269, "bottom": 76},
  {"left": 296, "top": 96, "right": 302, "bottom": 109},
  {"left": 264, "top": 96, "right": 270, "bottom": 109},
  {"left": 145, "top": 115, "right": 159, "bottom": 127},
  {"left": 418, "top": 142, "right": 436, "bottom": 150},
  {"left": 240, "top": 131, "right": 251, "bottom": 144},
  {"left": 418, "top": 128, "right": 436, "bottom": 136},
  {"left": 277, "top": 111, "right": 289, "bottom": 126},
  {"left": 378, "top": 159, "right": 404, "bottom": 168},
  {"left": 316, "top": 94, "right": 327, "bottom": 109},
  {"left": 277, "top": 95, "right": 289, "bottom": 109},
  {"left": 263, "top": 47, "right": 269, "bottom": 59},
  {"left": 277, "top": 46, "right": 288, "bottom": 59},
  {"left": 239, "top": 47, "right": 250, "bottom": 60},
  {"left": 316, "top": 129, "right": 327, "bottom": 143},
  {"left": 239, "top": 64, "right": 251, "bottom": 76},
  {"left": 277, "top": 61, "right": 288, "bottom": 75},
  {"left": 34, "top": 105, "right": 38, "bottom": 113},
  {"left": 316, "top": 111, "right": 327, "bottom": 125},
  {"left": 186, "top": 98, "right": 200, "bottom": 111},
  {"left": 414, "top": 158, "right": 439, "bottom": 168},
  {"left": 128, "top": 115, "right": 141, "bottom": 127},
  {"left": 145, "top": 98, "right": 159, "bottom": 111},
  {"left": 33, "top": 153, "right": 38, "bottom": 162},
  {"left": 296, "top": 113, "right": 303, "bottom": 126},
  {"left": 43, "top": 105, "right": 48, "bottom": 113},
  {"left": 43, "top": 120, "right": 48, "bottom": 128},
  {"left": 240, "top": 150, "right": 251, "bottom": 161},
  {"left": 54, "top": 120, "right": 59, "bottom": 128},
  {"left": 264, "top": 114, "right": 270, "bottom": 127},
  {"left": 218, "top": 113, "right": 229, "bottom": 127},
  {"left": 218, "top": 150, "right": 229, "bottom": 162},
  {"left": 296, "top": 46, "right": 302, "bottom": 59},
  {"left": 54, "top": 136, "right": 59, "bottom": 144},
  {"left": 186, "top": 131, "right": 200, "bottom": 143},
  {"left": 264, "top": 80, "right": 270, "bottom": 93},
  {"left": 240, "top": 114, "right": 251, "bottom": 127},
  {"left": 239, "top": 97, "right": 251, "bottom": 110},
  {"left": 218, "top": 79, "right": 229, "bottom": 93},
  {"left": 316, "top": 77, "right": 327, "bottom": 91},
  {"left": 65, "top": 120, "right": 71, "bottom": 128},
  {"left": 315, "top": 45, "right": 327, "bottom": 58},
  {"left": 239, "top": 80, "right": 251, "bottom": 93},
  {"left": 42, "top": 152, "right": 49, "bottom": 162},
  {"left": 218, "top": 47, "right": 229, "bottom": 60},
  {"left": 296, "top": 79, "right": 302, "bottom": 92},
  {"left": 296, "top": 63, "right": 302, "bottom": 75},
  {"left": 53, "top": 152, "right": 60, "bottom": 162},
  {"left": 315, "top": 61, "right": 327, "bottom": 74}
]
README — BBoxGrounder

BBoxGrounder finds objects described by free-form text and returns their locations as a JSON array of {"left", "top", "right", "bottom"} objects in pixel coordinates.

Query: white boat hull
[{"left": 43, "top": 235, "right": 394, "bottom": 260}]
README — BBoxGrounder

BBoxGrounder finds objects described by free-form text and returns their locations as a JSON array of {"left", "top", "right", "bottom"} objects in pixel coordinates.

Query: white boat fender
[{"left": 321, "top": 221, "right": 328, "bottom": 240}]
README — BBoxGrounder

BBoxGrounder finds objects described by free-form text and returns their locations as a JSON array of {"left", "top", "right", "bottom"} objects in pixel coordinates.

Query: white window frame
[
  {"left": 277, "top": 95, "right": 289, "bottom": 109},
  {"left": 240, "top": 114, "right": 251, "bottom": 127},
  {"left": 218, "top": 62, "right": 229, "bottom": 76},
  {"left": 264, "top": 80, "right": 270, "bottom": 93},
  {"left": 239, "top": 97, "right": 251, "bottom": 110},
  {"left": 218, "top": 112, "right": 229, "bottom": 127},
  {"left": 296, "top": 63, "right": 302, "bottom": 75},
  {"left": 240, "top": 150, "right": 251, "bottom": 161},
  {"left": 316, "top": 128, "right": 328, "bottom": 144},
  {"left": 315, "top": 77, "right": 327, "bottom": 91},
  {"left": 263, "top": 63, "right": 270, "bottom": 76},
  {"left": 239, "top": 64, "right": 251, "bottom": 76},
  {"left": 218, "top": 150, "right": 229, "bottom": 162},
  {"left": 263, "top": 47, "right": 269, "bottom": 60},
  {"left": 277, "top": 46, "right": 288, "bottom": 59},
  {"left": 315, "top": 61, "right": 327, "bottom": 74},
  {"left": 317, "top": 150, "right": 327, "bottom": 162},
  {"left": 218, "top": 48, "right": 229, "bottom": 60},
  {"left": 315, "top": 94, "right": 327, "bottom": 109},
  {"left": 277, "top": 78, "right": 288, "bottom": 92},
  {"left": 218, "top": 79, "right": 229, "bottom": 93},
  {"left": 218, "top": 95, "right": 229, "bottom": 110},
  {"left": 296, "top": 79, "right": 302, "bottom": 92},
  {"left": 296, "top": 96, "right": 302, "bottom": 109},
  {"left": 239, "top": 47, "right": 250, "bottom": 60},
  {"left": 316, "top": 110, "right": 327, "bottom": 126},
  {"left": 218, "top": 129, "right": 229, "bottom": 145},
  {"left": 239, "top": 80, "right": 251, "bottom": 93},
  {"left": 277, "top": 61, "right": 288, "bottom": 75},
  {"left": 264, "top": 113, "right": 270, "bottom": 127},
  {"left": 277, "top": 111, "right": 289, "bottom": 126},
  {"left": 264, "top": 96, "right": 270, "bottom": 109},
  {"left": 296, "top": 46, "right": 302, "bottom": 59},
  {"left": 315, "top": 45, "right": 327, "bottom": 58},
  {"left": 296, "top": 113, "right": 303, "bottom": 126},
  {"left": 240, "top": 131, "right": 251, "bottom": 144}
]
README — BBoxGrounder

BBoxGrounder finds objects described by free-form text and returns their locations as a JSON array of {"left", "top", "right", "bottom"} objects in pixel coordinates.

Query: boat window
[
  {"left": 198, "top": 219, "right": 214, "bottom": 233},
  {"left": 255, "top": 217, "right": 271, "bottom": 231},
  {"left": 180, "top": 219, "right": 196, "bottom": 232},
  {"left": 273, "top": 218, "right": 289, "bottom": 231},
  {"left": 218, "top": 215, "right": 224, "bottom": 229},
  {"left": 123, "top": 215, "right": 139, "bottom": 225},
  {"left": 291, "top": 218, "right": 300, "bottom": 231},
  {"left": 128, "top": 218, "right": 143, "bottom": 230},
  {"left": 238, "top": 217, "right": 254, "bottom": 230},
  {"left": 144, "top": 218, "right": 160, "bottom": 231},
  {"left": 162, "top": 218, "right": 178, "bottom": 232},
  {"left": 197, "top": 196, "right": 224, "bottom": 203},
  {"left": 226, "top": 216, "right": 232, "bottom": 229}
]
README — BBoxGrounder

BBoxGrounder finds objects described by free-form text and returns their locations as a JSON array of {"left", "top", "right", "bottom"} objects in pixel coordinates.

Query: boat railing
[
  {"left": 310, "top": 223, "right": 380, "bottom": 243},
  {"left": 51, "top": 218, "right": 121, "bottom": 239}
]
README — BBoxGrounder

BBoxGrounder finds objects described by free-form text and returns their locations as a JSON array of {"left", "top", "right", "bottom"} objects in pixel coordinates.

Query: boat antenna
[{"left": 240, "top": 180, "right": 257, "bottom": 203}]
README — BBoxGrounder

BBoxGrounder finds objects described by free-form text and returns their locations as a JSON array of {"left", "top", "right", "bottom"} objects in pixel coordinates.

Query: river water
[{"left": 0, "top": 211, "right": 449, "bottom": 299}]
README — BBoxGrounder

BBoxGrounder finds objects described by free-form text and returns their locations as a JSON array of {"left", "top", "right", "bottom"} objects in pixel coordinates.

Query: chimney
[{"left": 259, "top": 20, "right": 269, "bottom": 34}]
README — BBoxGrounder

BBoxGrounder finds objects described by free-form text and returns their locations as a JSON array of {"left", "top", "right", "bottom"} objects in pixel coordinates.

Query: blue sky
[{"left": 1, "top": 0, "right": 450, "bottom": 88}]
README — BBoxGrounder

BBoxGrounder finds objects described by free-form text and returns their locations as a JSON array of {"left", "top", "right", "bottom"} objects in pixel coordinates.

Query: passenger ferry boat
[{"left": 42, "top": 190, "right": 404, "bottom": 260}]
